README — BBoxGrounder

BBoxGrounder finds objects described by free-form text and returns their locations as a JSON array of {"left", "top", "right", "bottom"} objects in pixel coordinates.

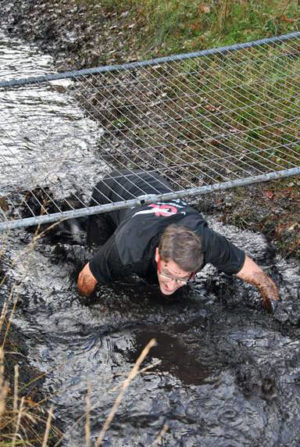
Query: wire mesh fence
[{"left": 0, "top": 32, "right": 299, "bottom": 231}]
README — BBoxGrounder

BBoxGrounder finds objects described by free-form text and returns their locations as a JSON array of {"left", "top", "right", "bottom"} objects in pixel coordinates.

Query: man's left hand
[
  {"left": 258, "top": 277, "right": 279, "bottom": 313},
  {"left": 236, "top": 255, "right": 279, "bottom": 313}
]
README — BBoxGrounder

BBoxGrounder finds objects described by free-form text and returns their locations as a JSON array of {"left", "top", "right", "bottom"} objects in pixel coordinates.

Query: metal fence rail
[{"left": 0, "top": 32, "right": 299, "bottom": 231}]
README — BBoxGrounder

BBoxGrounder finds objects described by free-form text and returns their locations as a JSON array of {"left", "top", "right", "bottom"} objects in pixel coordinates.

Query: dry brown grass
[{"left": 0, "top": 222, "right": 65, "bottom": 446}]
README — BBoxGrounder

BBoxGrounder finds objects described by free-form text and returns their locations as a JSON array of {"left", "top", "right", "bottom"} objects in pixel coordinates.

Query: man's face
[{"left": 155, "top": 248, "right": 193, "bottom": 296}]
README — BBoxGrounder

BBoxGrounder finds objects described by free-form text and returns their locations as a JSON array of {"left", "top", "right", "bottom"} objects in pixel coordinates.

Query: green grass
[
  {"left": 78, "top": 0, "right": 299, "bottom": 58},
  {"left": 72, "top": 0, "right": 299, "bottom": 187}
]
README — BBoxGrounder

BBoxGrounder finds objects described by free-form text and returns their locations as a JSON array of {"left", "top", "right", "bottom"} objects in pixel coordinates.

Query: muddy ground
[
  {"left": 0, "top": 2, "right": 299, "bottom": 446},
  {"left": 1, "top": 213, "right": 300, "bottom": 446}
]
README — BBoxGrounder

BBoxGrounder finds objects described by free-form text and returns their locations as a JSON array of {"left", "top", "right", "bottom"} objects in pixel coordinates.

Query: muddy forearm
[
  {"left": 77, "top": 262, "right": 98, "bottom": 297},
  {"left": 236, "top": 255, "right": 279, "bottom": 311}
]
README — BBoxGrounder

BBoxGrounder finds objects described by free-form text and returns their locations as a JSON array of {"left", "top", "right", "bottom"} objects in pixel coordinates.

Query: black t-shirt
[{"left": 89, "top": 199, "right": 245, "bottom": 285}]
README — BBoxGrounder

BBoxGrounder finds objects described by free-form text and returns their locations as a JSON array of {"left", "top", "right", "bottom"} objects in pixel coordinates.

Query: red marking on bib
[{"left": 149, "top": 203, "right": 178, "bottom": 217}]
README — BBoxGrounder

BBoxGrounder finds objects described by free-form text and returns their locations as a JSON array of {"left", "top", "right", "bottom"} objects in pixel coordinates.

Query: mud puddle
[
  {"left": 1, "top": 31, "right": 300, "bottom": 447},
  {"left": 1, "top": 216, "right": 299, "bottom": 446}
]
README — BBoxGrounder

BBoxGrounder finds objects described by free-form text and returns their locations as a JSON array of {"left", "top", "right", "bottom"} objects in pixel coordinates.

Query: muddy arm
[
  {"left": 77, "top": 262, "right": 98, "bottom": 297},
  {"left": 236, "top": 255, "right": 279, "bottom": 312}
]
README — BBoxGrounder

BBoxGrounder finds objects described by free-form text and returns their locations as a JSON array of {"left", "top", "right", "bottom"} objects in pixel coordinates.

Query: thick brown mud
[{"left": 1, "top": 213, "right": 300, "bottom": 446}]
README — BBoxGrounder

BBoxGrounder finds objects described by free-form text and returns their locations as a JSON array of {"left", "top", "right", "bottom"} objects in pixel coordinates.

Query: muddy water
[
  {"left": 1, "top": 34, "right": 300, "bottom": 447},
  {"left": 0, "top": 32, "right": 106, "bottom": 204}
]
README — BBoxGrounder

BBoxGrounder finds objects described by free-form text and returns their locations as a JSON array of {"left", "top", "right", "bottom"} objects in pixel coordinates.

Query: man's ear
[{"left": 155, "top": 247, "right": 159, "bottom": 263}]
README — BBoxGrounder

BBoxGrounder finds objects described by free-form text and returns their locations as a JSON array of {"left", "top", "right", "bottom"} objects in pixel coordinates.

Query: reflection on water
[
  {"left": 0, "top": 31, "right": 106, "bottom": 211},
  {"left": 130, "top": 330, "right": 211, "bottom": 385},
  {"left": 1, "top": 32, "right": 300, "bottom": 447}
]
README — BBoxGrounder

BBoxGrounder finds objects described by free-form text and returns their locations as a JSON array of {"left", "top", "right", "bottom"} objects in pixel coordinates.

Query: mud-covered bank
[
  {"left": 195, "top": 182, "right": 300, "bottom": 261},
  {"left": 0, "top": 320, "right": 63, "bottom": 444},
  {"left": 0, "top": 0, "right": 131, "bottom": 70}
]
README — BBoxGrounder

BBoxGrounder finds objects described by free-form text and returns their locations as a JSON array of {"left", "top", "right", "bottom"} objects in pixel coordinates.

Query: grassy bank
[
  {"left": 4, "top": 0, "right": 299, "bottom": 67},
  {"left": 70, "top": 0, "right": 299, "bottom": 258},
  {"left": 101, "top": 0, "right": 298, "bottom": 259},
  {"left": 76, "top": 0, "right": 299, "bottom": 60}
]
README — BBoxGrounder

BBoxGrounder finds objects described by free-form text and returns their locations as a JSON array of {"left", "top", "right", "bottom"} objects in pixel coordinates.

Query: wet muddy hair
[{"left": 159, "top": 224, "right": 204, "bottom": 272}]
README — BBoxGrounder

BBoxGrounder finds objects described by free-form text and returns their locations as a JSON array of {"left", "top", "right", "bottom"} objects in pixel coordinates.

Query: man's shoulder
[
  {"left": 119, "top": 199, "right": 209, "bottom": 234},
  {"left": 129, "top": 199, "right": 196, "bottom": 220},
  {"left": 115, "top": 200, "right": 208, "bottom": 263}
]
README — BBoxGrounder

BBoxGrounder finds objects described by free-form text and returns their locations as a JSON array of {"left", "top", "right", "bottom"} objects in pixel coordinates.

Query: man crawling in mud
[{"left": 77, "top": 170, "right": 279, "bottom": 312}]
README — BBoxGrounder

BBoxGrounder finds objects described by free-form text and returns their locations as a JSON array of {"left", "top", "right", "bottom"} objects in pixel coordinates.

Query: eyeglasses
[{"left": 157, "top": 258, "right": 194, "bottom": 285}]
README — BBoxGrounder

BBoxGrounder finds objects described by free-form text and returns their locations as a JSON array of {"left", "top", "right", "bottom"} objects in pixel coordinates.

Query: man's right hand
[{"left": 77, "top": 263, "right": 98, "bottom": 297}]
